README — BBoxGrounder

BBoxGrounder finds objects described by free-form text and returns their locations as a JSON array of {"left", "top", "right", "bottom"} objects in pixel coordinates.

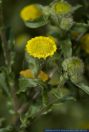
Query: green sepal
[{"left": 25, "top": 15, "right": 49, "bottom": 28}]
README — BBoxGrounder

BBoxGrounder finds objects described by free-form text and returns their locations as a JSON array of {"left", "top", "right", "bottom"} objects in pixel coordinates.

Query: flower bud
[
  {"left": 62, "top": 57, "right": 84, "bottom": 83},
  {"left": 52, "top": 1, "right": 72, "bottom": 15},
  {"left": 20, "top": 4, "right": 42, "bottom": 21},
  {"left": 60, "top": 16, "right": 74, "bottom": 31}
]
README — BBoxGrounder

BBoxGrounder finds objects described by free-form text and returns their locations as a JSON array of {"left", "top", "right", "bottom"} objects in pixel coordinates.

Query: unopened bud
[{"left": 62, "top": 57, "right": 84, "bottom": 83}]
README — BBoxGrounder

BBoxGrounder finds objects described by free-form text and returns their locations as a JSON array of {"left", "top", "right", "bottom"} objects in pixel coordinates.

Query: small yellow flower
[
  {"left": 20, "top": 4, "right": 42, "bottom": 21},
  {"left": 20, "top": 69, "right": 34, "bottom": 78},
  {"left": 20, "top": 69, "right": 49, "bottom": 82},
  {"left": 38, "top": 71, "right": 49, "bottom": 82},
  {"left": 26, "top": 36, "right": 57, "bottom": 59},
  {"left": 81, "top": 34, "right": 89, "bottom": 54},
  {"left": 53, "top": 1, "right": 72, "bottom": 15}
]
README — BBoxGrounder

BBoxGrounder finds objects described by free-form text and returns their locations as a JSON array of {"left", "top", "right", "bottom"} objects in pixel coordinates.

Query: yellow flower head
[
  {"left": 38, "top": 71, "right": 49, "bottom": 82},
  {"left": 53, "top": 1, "right": 72, "bottom": 15},
  {"left": 26, "top": 36, "right": 57, "bottom": 59},
  {"left": 20, "top": 4, "right": 42, "bottom": 21},
  {"left": 20, "top": 69, "right": 34, "bottom": 78},
  {"left": 81, "top": 34, "right": 89, "bottom": 54},
  {"left": 20, "top": 69, "right": 49, "bottom": 82}
]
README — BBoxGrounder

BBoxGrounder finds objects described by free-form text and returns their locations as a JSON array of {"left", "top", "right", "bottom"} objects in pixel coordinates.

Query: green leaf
[
  {"left": 0, "top": 126, "right": 12, "bottom": 132},
  {"left": 49, "top": 87, "right": 71, "bottom": 100},
  {"left": 72, "top": 5, "right": 82, "bottom": 12},
  {"left": 26, "top": 54, "right": 41, "bottom": 76},
  {"left": 60, "top": 39, "right": 72, "bottom": 58},
  {"left": 72, "top": 22, "right": 88, "bottom": 40},
  {"left": 18, "top": 77, "right": 41, "bottom": 93},
  {"left": 76, "top": 83, "right": 89, "bottom": 95},
  {"left": 20, "top": 105, "right": 41, "bottom": 128},
  {"left": 25, "top": 15, "right": 49, "bottom": 28},
  {"left": 48, "top": 71, "right": 61, "bottom": 86}
]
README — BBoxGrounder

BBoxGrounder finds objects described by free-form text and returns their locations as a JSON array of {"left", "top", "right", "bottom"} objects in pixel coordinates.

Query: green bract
[{"left": 25, "top": 15, "right": 49, "bottom": 28}]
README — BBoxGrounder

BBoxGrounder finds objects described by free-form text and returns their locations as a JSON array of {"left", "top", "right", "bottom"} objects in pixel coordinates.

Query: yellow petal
[
  {"left": 26, "top": 36, "right": 57, "bottom": 59},
  {"left": 38, "top": 71, "right": 49, "bottom": 82},
  {"left": 20, "top": 69, "right": 34, "bottom": 78},
  {"left": 20, "top": 4, "right": 42, "bottom": 21}
]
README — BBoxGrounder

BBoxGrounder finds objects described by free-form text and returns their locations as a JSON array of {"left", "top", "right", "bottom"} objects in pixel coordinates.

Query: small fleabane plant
[
  {"left": 0, "top": 0, "right": 89, "bottom": 131},
  {"left": 18, "top": 1, "right": 89, "bottom": 130}
]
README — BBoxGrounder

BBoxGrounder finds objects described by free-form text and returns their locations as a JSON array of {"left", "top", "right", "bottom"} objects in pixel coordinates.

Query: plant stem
[
  {"left": 9, "top": 80, "right": 19, "bottom": 113},
  {"left": 25, "top": 96, "right": 67, "bottom": 131}
]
